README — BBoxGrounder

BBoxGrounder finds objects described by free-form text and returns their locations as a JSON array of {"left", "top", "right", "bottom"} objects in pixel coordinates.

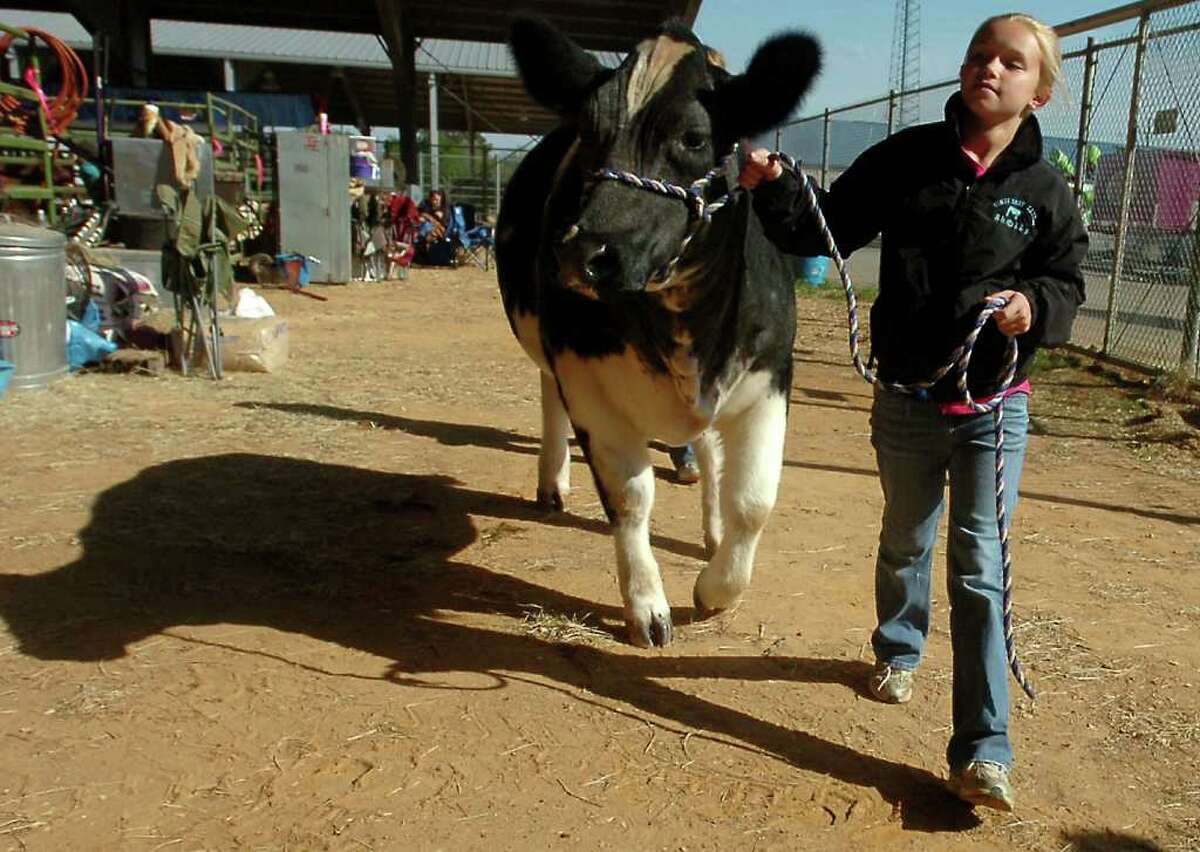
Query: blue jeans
[
  {"left": 869, "top": 386, "right": 1029, "bottom": 771},
  {"left": 668, "top": 444, "right": 696, "bottom": 470}
]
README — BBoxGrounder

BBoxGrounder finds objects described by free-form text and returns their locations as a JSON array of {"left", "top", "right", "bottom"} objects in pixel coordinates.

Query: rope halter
[{"left": 590, "top": 149, "right": 737, "bottom": 290}]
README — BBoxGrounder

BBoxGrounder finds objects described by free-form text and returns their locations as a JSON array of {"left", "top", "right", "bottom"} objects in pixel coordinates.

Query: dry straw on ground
[{"left": 519, "top": 604, "right": 612, "bottom": 645}]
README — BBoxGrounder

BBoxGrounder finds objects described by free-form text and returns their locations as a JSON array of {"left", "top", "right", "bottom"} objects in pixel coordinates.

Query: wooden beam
[{"left": 375, "top": 0, "right": 417, "bottom": 186}]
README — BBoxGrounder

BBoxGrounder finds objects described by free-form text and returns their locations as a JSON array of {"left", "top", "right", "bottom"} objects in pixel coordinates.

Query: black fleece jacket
[{"left": 753, "top": 93, "right": 1088, "bottom": 401}]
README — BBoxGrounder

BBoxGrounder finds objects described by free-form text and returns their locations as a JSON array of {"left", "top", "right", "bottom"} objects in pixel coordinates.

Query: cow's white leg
[
  {"left": 693, "top": 391, "right": 786, "bottom": 614},
  {"left": 536, "top": 371, "right": 572, "bottom": 510},
  {"left": 693, "top": 429, "right": 724, "bottom": 557},
  {"left": 584, "top": 436, "right": 672, "bottom": 647}
]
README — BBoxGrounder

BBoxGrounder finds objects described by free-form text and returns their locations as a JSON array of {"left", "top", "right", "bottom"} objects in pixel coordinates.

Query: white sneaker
[
  {"left": 868, "top": 662, "right": 914, "bottom": 704},
  {"left": 947, "top": 761, "right": 1015, "bottom": 812},
  {"left": 675, "top": 460, "right": 701, "bottom": 484}
]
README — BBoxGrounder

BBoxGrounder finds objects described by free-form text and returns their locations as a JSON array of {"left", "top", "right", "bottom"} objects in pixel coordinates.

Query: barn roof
[{"left": 0, "top": 7, "right": 684, "bottom": 133}]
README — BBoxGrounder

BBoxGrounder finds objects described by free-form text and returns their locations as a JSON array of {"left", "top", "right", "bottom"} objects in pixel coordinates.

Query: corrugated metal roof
[
  {"left": 0, "top": 9, "right": 89, "bottom": 42},
  {"left": 0, "top": 9, "right": 622, "bottom": 75}
]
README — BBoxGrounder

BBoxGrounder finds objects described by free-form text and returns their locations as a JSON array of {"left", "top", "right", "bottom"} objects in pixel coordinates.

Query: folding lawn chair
[{"left": 450, "top": 203, "right": 494, "bottom": 271}]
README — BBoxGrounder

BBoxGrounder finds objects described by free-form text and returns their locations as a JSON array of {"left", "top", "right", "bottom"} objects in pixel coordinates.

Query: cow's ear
[
  {"left": 711, "top": 32, "right": 821, "bottom": 139},
  {"left": 510, "top": 16, "right": 605, "bottom": 114}
]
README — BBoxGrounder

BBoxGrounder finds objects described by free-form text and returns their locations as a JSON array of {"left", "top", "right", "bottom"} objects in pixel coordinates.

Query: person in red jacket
[{"left": 741, "top": 13, "right": 1087, "bottom": 812}]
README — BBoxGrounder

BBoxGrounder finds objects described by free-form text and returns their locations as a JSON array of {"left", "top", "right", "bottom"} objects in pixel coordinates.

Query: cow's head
[{"left": 510, "top": 17, "right": 820, "bottom": 299}]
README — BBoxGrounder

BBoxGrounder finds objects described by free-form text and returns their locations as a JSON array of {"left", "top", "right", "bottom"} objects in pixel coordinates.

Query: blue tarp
[{"left": 77, "top": 89, "right": 316, "bottom": 131}]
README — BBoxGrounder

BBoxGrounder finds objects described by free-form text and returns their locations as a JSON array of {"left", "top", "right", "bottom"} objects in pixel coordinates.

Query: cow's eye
[{"left": 681, "top": 131, "right": 709, "bottom": 151}]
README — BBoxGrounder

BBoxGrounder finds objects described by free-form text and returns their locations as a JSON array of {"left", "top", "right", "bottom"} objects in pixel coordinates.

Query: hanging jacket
[{"left": 752, "top": 93, "right": 1088, "bottom": 402}]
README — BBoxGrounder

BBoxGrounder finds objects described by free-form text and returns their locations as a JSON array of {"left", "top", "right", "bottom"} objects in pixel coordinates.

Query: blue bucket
[
  {"left": 276, "top": 253, "right": 310, "bottom": 287},
  {"left": 0, "top": 359, "right": 12, "bottom": 398},
  {"left": 800, "top": 256, "right": 829, "bottom": 286}
]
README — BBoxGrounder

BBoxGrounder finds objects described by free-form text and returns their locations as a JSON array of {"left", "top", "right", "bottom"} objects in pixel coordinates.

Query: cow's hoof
[
  {"left": 693, "top": 587, "right": 725, "bottom": 620},
  {"left": 536, "top": 488, "right": 564, "bottom": 512},
  {"left": 693, "top": 575, "right": 742, "bottom": 618},
  {"left": 627, "top": 610, "right": 673, "bottom": 648}
]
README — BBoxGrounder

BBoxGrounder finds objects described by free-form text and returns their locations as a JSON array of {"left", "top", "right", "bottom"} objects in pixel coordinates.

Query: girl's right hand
[{"left": 738, "top": 148, "right": 784, "bottom": 189}]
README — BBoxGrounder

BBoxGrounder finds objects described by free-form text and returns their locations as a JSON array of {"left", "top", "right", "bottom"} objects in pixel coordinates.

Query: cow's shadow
[
  {"left": 0, "top": 454, "right": 975, "bottom": 832},
  {"left": 238, "top": 402, "right": 693, "bottom": 488}
]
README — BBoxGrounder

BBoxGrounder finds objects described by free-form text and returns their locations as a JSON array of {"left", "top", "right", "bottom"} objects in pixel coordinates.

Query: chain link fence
[
  {"left": 413, "top": 144, "right": 530, "bottom": 223},
  {"left": 774, "top": 0, "right": 1200, "bottom": 381}
]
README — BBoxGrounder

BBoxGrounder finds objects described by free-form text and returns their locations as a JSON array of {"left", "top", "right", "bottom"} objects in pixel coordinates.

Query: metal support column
[
  {"left": 428, "top": 72, "right": 439, "bottom": 191},
  {"left": 1103, "top": 12, "right": 1151, "bottom": 356},
  {"left": 1073, "top": 38, "right": 1098, "bottom": 201},
  {"left": 494, "top": 153, "right": 501, "bottom": 217}
]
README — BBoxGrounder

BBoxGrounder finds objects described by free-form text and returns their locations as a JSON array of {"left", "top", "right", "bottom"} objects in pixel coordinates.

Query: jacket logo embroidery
[{"left": 992, "top": 197, "right": 1037, "bottom": 236}]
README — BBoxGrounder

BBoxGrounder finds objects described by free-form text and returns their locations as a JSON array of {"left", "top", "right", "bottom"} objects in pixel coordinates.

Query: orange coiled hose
[{"left": 0, "top": 26, "right": 89, "bottom": 135}]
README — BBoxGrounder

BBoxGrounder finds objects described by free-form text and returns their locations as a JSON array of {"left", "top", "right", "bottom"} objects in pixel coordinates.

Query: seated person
[
  {"left": 417, "top": 189, "right": 449, "bottom": 244},
  {"left": 414, "top": 189, "right": 456, "bottom": 266},
  {"left": 386, "top": 192, "right": 421, "bottom": 274}
]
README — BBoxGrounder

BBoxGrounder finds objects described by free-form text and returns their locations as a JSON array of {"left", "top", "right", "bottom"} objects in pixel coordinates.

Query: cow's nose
[
  {"left": 582, "top": 242, "right": 620, "bottom": 287},
  {"left": 556, "top": 232, "right": 624, "bottom": 290}
]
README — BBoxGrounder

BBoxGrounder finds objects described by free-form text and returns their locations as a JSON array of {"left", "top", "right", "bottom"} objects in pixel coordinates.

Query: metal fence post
[
  {"left": 495, "top": 154, "right": 501, "bottom": 217},
  {"left": 1102, "top": 12, "right": 1151, "bottom": 356},
  {"left": 820, "top": 108, "right": 831, "bottom": 189},
  {"left": 1073, "top": 37, "right": 1097, "bottom": 202},
  {"left": 886, "top": 88, "right": 897, "bottom": 137},
  {"left": 1182, "top": 226, "right": 1200, "bottom": 376}
]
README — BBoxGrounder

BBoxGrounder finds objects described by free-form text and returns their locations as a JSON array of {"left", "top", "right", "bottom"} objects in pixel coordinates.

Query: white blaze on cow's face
[
  {"left": 549, "top": 35, "right": 723, "bottom": 299},
  {"left": 625, "top": 35, "right": 699, "bottom": 118}
]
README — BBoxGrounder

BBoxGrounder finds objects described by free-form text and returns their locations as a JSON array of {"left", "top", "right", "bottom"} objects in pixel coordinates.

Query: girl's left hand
[{"left": 986, "top": 290, "right": 1033, "bottom": 335}]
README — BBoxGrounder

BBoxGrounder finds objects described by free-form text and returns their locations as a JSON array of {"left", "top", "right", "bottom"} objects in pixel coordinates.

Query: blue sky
[
  {"left": 483, "top": 2, "right": 1141, "bottom": 149},
  {"left": 692, "top": 1, "right": 1137, "bottom": 116}
]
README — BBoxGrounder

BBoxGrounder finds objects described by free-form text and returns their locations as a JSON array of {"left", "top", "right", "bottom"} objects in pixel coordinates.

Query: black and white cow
[{"left": 495, "top": 17, "right": 821, "bottom": 648}]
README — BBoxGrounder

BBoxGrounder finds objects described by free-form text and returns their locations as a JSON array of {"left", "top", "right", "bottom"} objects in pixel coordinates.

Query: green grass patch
[
  {"left": 795, "top": 278, "right": 878, "bottom": 304},
  {"left": 1028, "top": 348, "right": 1084, "bottom": 376}
]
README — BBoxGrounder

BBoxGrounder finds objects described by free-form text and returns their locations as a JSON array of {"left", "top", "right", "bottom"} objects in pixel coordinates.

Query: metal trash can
[{"left": 0, "top": 222, "right": 67, "bottom": 391}]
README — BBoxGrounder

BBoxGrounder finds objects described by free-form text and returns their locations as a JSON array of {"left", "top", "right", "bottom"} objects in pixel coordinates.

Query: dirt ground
[{"left": 2, "top": 266, "right": 1198, "bottom": 851}]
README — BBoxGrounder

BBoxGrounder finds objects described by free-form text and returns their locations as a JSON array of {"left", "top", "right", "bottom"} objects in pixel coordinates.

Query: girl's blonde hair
[{"left": 968, "top": 13, "right": 1062, "bottom": 100}]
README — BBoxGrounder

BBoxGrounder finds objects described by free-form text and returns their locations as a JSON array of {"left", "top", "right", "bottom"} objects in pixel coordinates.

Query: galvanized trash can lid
[{"left": 0, "top": 221, "right": 67, "bottom": 248}]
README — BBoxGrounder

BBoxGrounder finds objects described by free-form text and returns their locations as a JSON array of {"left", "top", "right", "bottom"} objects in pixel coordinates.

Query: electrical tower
[{"left": 889, "top": 0, "right": 921, "bottom": 129}]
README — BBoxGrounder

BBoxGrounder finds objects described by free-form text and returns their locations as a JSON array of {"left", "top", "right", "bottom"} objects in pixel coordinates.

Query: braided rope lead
[{"left": 589, "top": 153, "right": 1036, "bottom": 700}]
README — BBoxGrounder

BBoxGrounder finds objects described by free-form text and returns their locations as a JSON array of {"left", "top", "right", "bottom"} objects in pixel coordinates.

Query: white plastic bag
[{"left": 235, "top": 287, "right": 275, "bottom": 319}]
